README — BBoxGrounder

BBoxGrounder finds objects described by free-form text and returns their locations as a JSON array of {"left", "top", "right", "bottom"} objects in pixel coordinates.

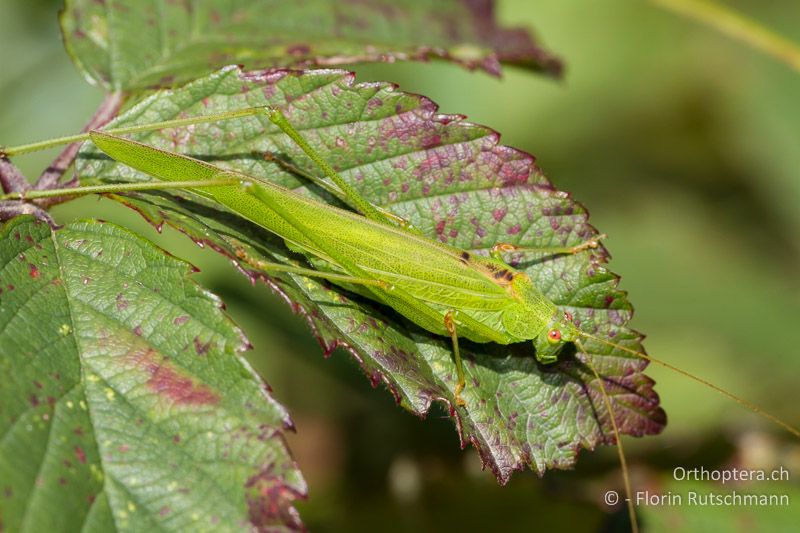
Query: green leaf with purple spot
[
  {"left": 59, "top": 0, "right": 561, "bottom": 91},
  {"left": 0, "top": 216, "right": 305, "bottom": 531},
  {"left": 74, "top": 66, "right": 666, "bottom": 481}
]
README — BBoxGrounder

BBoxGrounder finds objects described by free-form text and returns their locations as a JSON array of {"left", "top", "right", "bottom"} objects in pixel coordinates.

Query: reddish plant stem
[
  {"left": 34, "top": 91, "right": 124, "bottom": 194},
  {"left": 0, "top": 201, "right": 58, "bottom": 227},
  {"left": 0, "top": 157, "right": 30, "bottom": 194}
]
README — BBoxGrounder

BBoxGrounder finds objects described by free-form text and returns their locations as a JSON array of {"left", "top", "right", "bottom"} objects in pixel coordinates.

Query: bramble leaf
[
  {"left": 59, "top": 0, "right": 561, "bottom": 91},
  {"left": 75, "top": 66, "right": 665, "bottom": 482},
  {"left": 0, "top": 216, "right": 305, "bottom": 531}
]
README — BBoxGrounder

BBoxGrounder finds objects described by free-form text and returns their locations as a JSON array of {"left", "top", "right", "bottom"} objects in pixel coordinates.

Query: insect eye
[
  {"left": 548, "top": 329, "right": 561, "bottom": 342},
  {"left": 564, "top": 312, "right": 573, "bottom": 323}
]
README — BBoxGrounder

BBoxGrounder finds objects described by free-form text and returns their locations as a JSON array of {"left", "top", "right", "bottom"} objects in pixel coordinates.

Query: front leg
[{"left": 490, "top": 234, "right": 606, "bottom": 260}]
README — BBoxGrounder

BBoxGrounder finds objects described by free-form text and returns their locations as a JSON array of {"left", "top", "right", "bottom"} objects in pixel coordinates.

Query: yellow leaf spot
[{"left": 89, "top": 464, "right": 104, "bottom": 482}]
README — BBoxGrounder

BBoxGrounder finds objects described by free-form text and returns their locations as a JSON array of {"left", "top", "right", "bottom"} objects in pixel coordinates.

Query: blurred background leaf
[
  {"left": 640, "top": 478, "right": 800, "bottom": 532},
  {"left": 653, "top": 0, "right": 800, "bottom": 72},
  {"left": 2, "top": 0, "right": 799, "bottom": 530},
  {"left": 60, "top": 0, "right": 561, "bottom": 90}
]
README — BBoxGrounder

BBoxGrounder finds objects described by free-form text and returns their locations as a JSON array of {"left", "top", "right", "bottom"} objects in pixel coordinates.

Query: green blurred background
[{"left": 2, "top": 0, "right": 799, "bottom": 531}]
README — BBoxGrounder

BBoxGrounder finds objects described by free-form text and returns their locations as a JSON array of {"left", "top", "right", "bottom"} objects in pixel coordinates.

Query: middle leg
[{"left": 444, "top": 310, "right": 466, "bottom": 407}]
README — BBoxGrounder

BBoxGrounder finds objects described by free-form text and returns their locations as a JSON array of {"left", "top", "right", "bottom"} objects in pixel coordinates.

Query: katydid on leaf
[{"left": 3, "top": 106, "right": 799, "bottom": 533}]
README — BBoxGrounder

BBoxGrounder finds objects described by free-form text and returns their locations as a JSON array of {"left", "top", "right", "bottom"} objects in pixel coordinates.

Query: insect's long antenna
[
  {"left": 578, "top": 330, "right": 800, "bottom": 438},
  {"left": 576, "top": 339, "right": 638, "bottom": 533}
]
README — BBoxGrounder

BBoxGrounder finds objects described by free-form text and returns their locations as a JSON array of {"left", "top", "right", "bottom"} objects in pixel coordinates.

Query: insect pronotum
[{"left": 3, "top": 106, "right": 798, "bottom": 533}]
